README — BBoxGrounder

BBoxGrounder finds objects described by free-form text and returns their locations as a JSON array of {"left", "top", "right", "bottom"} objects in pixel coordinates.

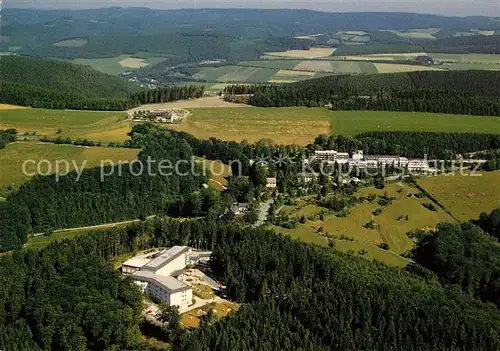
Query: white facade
[
  {"left": 266, "top": 177, "right": 277, "bottom": 188},
  {"left": 128, "top": 246, "right": 194, "bottom": 309}
]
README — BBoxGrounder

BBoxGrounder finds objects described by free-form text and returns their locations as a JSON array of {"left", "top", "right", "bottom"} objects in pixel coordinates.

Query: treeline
[
  {"left": 0, "top": 129, "right": 17, "bottom": 150},
  {"left": 0, "top": 125, "right": 206, "bottom": 252},
  {"left": 413, "top": 214, "right": 500, "bottom": 309},
  {"left": 310, "top": 132, "right": 500, "bottom": 159},
  {"left": 245, "top": 71, "right": 500, "bottom": 113},
  {"left": 130, "top": 85, "right": 204, "bottom": 105},
  {"left": 177, "top": 221, "right": 500, "bottom": 350},
  {"left": 0, "top": 81, "right": 205, "bottom": 111}
]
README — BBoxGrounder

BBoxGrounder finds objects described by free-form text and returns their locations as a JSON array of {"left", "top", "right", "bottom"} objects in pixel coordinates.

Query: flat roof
[
  {"left": 131, "top": 270, "right": 190, "bottom": 294},
  {"left": 142, "top": 246, "right": 189, "bottom": 271},
  {"left": 122, "top": 257, "right": 152, "bottom": 268}
]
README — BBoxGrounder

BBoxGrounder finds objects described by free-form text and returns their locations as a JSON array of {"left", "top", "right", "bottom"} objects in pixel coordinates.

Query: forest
[
  {"left": 4, "top": 215, "right": 500, "bottom": 350},
  {"left": 0, "top": 125, "right": 206, "bottom": 252},
  {"left": 0, "top": 57, "right": 204, "bottom": 110},
  {"left": 413, "top": 213, "right": 500, "bottom": 309},
  {"left": 243, "top": 71, "right": 500, "bottom": 115}
]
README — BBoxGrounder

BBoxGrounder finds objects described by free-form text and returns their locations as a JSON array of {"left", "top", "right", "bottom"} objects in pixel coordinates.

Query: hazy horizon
[{"left": 4, "top": 0, "right": 500, "bottom": 17}]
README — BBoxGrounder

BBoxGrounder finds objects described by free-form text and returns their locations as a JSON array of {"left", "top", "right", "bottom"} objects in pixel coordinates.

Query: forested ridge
[
  {"left": 4, "top": 216, "right": 500, "bottom": 350},
  {"left": 0, "top": 56, "right": 204, "bottom": 110},
  {"left": 240, "top": 71, "right": 500, "bottom": 116}
]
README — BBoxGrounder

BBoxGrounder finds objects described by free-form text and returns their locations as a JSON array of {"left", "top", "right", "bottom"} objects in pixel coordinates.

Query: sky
[{"left": 3, "top": 0, "right": 500, "bottom": 17}]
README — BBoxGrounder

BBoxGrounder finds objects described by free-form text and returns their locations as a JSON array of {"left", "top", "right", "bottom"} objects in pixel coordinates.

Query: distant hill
[
  {"left": 0, "top": 56, "right": 138, "bottom": 98},
  {"left": 2, "top": 8, "right": 499, "bottom": 59}
]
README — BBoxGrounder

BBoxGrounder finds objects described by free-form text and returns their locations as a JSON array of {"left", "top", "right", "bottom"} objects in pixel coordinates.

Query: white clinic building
[{"left": 122, "top": 246, "right": 194, "bottom": 308}]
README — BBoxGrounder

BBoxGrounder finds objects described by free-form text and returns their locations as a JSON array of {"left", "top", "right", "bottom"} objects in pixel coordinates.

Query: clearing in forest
[
  {"left": 265, "top": 47, "right": 335, "bottom": 58},
  {"left": 0, "top": 142, "right": 139, "bottom": 192}
]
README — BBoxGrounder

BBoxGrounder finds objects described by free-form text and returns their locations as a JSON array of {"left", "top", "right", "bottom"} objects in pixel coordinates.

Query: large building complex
[
  {"left": 313, "top": 150, "right": 430, "bottom": 171},
  {"left": 122, "top": 246, "right": 194, "bottom": 308}
]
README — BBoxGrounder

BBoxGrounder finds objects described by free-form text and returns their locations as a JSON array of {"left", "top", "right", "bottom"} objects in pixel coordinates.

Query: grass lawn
[
  {"left": 0, "top": 142, "right": 139, "bottom": 193},
  {"left": 197, "top": 158, "right": 231, "bottom": 190},
  {"left": 168, "top": 107, "right": 331, "bottom": 145},
  {"left": 0, "top": 108, "right": 133, "bottom": 142},
  {"left": 271, "top": 183, "right": 455, "bottom": 267},
  {"left": 329, "top": 110, "right": 500, "bottom": 136},
  {"left": 417, "top": 172, "right": 500, "bottom": 221},
  {"left": 25, "top": 229, "right": 91, "bottom": 251}
]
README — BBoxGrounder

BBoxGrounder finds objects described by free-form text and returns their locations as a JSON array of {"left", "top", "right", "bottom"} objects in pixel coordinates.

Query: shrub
[
  {"left": 378, "top": 243, "right": 390, "bottom": 250},
  {"left": 373, "top": 208, "right": 383, "bottom": 216},
  {"left": 422, "top": 203, "right": 438, "bottom": 212}
]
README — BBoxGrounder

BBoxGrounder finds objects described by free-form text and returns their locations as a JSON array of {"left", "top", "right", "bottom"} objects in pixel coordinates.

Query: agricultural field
[
  {"left": 193, "top": 66, "right": 278, "bottom": 83},
  {"left": 0, "top": 142, "right": 139, "bottom": 193},
  {"left": 417, "top": 172, "right": 500, "bottom": 221},
  {"left": 53, "top": 39, "right": 88, "bottom": 47},
  {"left": 430, "top": 53, "right": 500, "bottom": 70},
  {"left": 72, "top": 54, "right": 168, "bottom": 75},
  {"left": 167, "top": 107, "right": 332, "bottom": 145},
  {"left": 272, "top": 183, "right": 454, "bottom": 267},
  {"left": 329, "top": 110, "right": 500, "bottom": 136},
  {"left": 384, "top": 29, "right": 439, "bottom": 39},
  {"left": 374, "top": 63, "right": 442, "bottom": 73},
  {"left": 0, "top": 108, "right": 133, "bottom": 142},
  {"left": 264, "top": 47, "right": 336, "bottom": 58}
]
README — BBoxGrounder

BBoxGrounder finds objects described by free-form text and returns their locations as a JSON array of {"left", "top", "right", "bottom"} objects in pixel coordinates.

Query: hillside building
[{"left": 123, "top": 246, "right": 194, "bottom": 308}]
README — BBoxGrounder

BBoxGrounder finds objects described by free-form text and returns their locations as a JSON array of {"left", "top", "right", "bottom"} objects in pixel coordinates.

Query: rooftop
[
  {"left": 142, "top": 246, "right": 190, "bottom": 272},
  {"left": 131, "top": 270, "right": 190, "bottom": 293}
]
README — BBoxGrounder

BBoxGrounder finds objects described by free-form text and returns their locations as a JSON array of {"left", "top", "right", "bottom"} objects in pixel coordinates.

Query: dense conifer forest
[
  {"left": 3, "top": 217, "right": 500, "bottom": 349},
  {"left": 241, "top": 71, "right": 500, "bottom": 115},
  {"left": 413, "top": 216, "right": 500, "bottom": 308},
  {"left": 0, "top": 56, "right": 204, "bottom": 110}
]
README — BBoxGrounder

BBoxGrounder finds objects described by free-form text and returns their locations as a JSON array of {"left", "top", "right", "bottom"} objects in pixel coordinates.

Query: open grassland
[
  {"left": 417, "top": 172, "right": 500, "bottom": 221},
  {"left": 168, "top": 107, "right": 331, "bottom": 145},
  {"left": 329, "top": 111, "right": 500, "bottom": 136},
  {"left": 265, "top": 48, "right": 335, "bottom": 58},
  {"left": 0, "top": 142, "right": 139, "bottom": 192},
  {"left": 0, "top": 108, "right": 133, "bottom": 142},
  {"left": 385, "top": 29, "right": 438, "bottom": 39},
  {"left": 180, "top": 301, "right": 238, "bottom": 328},
  {"left": 374, "top": 63, "right": 442, "bottom": 73},
  {"left": 273, "top": 183, "right": 454, "bottom": 267},
  {"left": 166, "top": 108, "right": 499, "bottom": 144}
]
